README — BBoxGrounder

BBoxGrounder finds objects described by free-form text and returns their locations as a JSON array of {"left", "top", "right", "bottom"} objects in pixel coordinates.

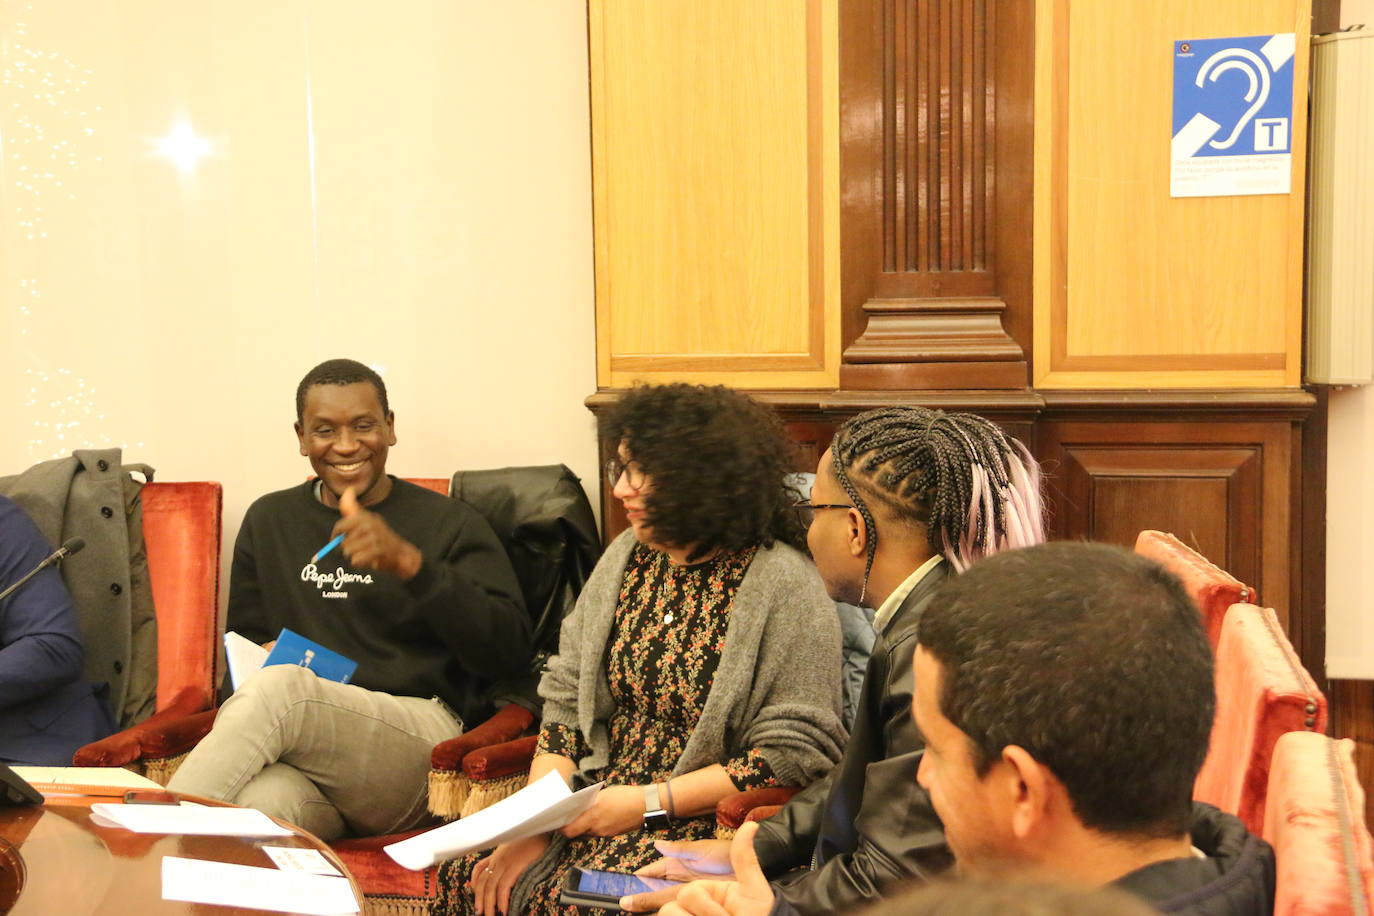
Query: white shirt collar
[{"left": 872, "top": 555, "right": 944, "bottom": 633}]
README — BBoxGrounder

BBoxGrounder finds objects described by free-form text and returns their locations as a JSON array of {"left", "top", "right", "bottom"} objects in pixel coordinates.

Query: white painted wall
[
  {"left": 1344, "top": 0, "right": 1374, "bottom": 28},
  {"left": 0, "top": 1, "right": 599, "bottom": 605},
  {"left": 1327, "top": 387, "right": 1374, "bottom": 677}
]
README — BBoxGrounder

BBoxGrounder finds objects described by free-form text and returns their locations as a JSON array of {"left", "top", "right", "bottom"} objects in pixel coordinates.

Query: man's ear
[
  {"left": 385, "top": 411, "right": 397, "bottom": 446},
  {"left": 846, "top": 507, "right": 868, "bottom": 559},
  {"left": 1001, "top": 745, "right": 1056, "bottom": 841},
  {"left": 295, "top": 421, "right": 307, "bottom": 457}
]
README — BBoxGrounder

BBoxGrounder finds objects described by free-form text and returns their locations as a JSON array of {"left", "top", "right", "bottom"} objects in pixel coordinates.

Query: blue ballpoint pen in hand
[{"left": 311, "top": 533, "right": 345, "bottom": 565}]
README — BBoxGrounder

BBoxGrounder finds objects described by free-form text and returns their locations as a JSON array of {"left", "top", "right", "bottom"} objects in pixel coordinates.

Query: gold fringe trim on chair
[
  {"left": 144, "top": 750, "right": 190, "bottom": 786},
  {"left": 715, "top": 825, "right": 737, "bottom": 841},
  {"left": 460, "top": 773, "right": 525, "bottom": 817},
  {"left": 428, "top": 770, "right": 470, "bottom": 820},
  {"left": 364, "top": 895, "right": 433, "bottom": 916}
]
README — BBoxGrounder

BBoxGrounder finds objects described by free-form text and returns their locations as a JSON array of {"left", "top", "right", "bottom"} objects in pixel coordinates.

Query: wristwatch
[{"left": 642, "top": 784, "right": 671, "bottom": 830}]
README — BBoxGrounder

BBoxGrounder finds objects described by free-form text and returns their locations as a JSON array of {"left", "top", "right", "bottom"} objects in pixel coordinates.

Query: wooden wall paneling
[
  {"left": 838, "top": 0, "right": 883, "bottom": 364},
  {"left": 590, "top": 0, "right": 840, "bottom": 389},
  {"left": 992, "top": 0, "right": 1037, "bottom": 378},
  {"left": 1332, "top": 680, "right": 1374, "bottom": 826},
  {"left": 838, "top": 0, "right": 1034, "bottom": 390},
  {"left": 1294, "top": 387, "right": 1325, "bottom": 681},
  {"left": 1053, "top": 442, "right": 1263, "bottom": 585},
  {"left": 1312, "top": 0, "right": 1343, "bottom": 35},
  {"left": 1033, "top": 0, "right": 1310, "bottom": 389},
  {"left": 1036, "top": 414, "right": 1296, "bottom": 630}
]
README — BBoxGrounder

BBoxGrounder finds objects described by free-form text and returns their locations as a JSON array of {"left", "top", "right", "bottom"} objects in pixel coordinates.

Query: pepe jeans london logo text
[{"left": 300, "top": 563, "right": 374, "bottom": 599}]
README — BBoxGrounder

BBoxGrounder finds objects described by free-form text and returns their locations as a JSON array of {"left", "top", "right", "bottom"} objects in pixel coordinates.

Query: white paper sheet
[
  {"left": 385, "top": 771, "right": 602, "bottom": 870},
  {"left": 11, "top": 765, "right": 162, "bottom": 790},
  {"left": 263, "top": 845, "right": 344, "bottom": 876},
  {"left": 90, "top": 801, "right": 294, "bottom": 836},
  {"left": 225, "top": 630, "right": 271, "bottom": 691},
  {"left": 162, "top": 856, "right": 359, "bottom": 915}
]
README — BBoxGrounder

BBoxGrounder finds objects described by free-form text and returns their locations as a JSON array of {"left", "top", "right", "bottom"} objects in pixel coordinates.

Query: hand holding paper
[
  {"left": 162, "top": 857, "right": 358, "bottom": 915},
  {"left": 384, "top": 772, "right": 602, "bottom": 870}
]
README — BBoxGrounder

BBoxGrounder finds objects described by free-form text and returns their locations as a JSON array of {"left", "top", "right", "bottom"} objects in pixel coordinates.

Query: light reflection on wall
[{"left": 153, "top": 121, "right": 212, "bottom": 173}]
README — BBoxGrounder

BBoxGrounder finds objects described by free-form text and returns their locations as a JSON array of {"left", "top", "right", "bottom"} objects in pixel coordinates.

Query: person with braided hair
[{"left": 623, "top": 407, "right": 1045, "bottom": 916}]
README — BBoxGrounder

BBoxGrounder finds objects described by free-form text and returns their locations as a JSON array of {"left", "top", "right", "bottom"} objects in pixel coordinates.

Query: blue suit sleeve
[{"left": 0, "top": 499, "right": 86, "bottom": 710}]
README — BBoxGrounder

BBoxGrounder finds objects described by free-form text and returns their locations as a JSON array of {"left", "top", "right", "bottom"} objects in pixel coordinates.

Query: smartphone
[
  {"left": 123, "top": 789, "right": 180, "bottom": 805},
  {"left": 558, "top": 868, "right": 682, "bottom": 910},
  {"left": 0, "top": 764, "right": 42, "bottom": 807}
]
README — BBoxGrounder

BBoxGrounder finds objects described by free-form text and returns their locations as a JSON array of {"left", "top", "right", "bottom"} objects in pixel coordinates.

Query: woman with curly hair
[{"left": 437, "top": 383, "right": 847, "bottom": 916}]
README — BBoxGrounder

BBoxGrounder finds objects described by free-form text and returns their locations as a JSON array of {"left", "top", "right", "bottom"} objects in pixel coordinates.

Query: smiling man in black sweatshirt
[{"left": 169, "top": 358, "right": 530, "bottom": 840}]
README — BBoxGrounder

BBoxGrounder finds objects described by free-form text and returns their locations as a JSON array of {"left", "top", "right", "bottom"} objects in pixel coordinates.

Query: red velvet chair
[
  {"left": 1134, "top": 530, "right": 1255, "bottom": 650},
  {"left": 72, "top": 481, "right": 223, "bottom": 775},
  {"left": 715, "top": 787, "right": 803, "bottom": 839},
  {"left": 1195, "top": 602, "right": 1327, "bottom": 836},
  {"left": 1264, "top": 731, "right": 1374, "bottom": 915}
]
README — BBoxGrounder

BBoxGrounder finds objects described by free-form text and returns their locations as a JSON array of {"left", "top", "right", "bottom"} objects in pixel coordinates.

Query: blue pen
[{"left": 311, "top": 534, "right": 345, "bottom": 565}]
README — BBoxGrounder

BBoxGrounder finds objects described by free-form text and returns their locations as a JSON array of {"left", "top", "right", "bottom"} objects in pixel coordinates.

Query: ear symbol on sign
[{"left": 1195, "top": 48, "right": 1271, "bottom": 151}]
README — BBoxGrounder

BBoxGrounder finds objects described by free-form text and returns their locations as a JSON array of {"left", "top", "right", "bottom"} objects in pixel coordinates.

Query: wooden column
[{"left": 839, "top": 0, "right": 1034, "bottom": 389}]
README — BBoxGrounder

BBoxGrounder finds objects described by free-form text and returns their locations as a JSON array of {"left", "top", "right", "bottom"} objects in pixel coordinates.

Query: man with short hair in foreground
[
  {"left": 169, "top": 358, "right": 530, "bottom": 840},
  {"left": 659, "top": 542, "right": 1274, "bottom": 916}
]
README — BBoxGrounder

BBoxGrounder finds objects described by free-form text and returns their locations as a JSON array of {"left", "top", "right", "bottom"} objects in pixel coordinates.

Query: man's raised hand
[{"left": 331, "top": 486, "right": 423, "bottom": 580}]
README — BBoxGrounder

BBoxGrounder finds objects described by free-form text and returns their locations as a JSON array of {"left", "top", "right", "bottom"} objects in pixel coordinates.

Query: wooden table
[{"left": 0, "top": 787, "right": 363, "bottom": 915}]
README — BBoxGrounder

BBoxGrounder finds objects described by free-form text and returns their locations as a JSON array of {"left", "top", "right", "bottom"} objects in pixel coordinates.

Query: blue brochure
[{"left": 262, "top": 628, "right": 357, "bottom": 685}]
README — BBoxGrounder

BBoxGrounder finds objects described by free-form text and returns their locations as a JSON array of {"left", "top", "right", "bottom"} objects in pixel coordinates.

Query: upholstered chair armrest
[
  {"left": 70, "top": 685, "right": 216, "bottom": 769},
  {"left": 71, "top": 728, "right": 145, "bottom": 769},
  {"left": 462, "top": 735, "right": 539, "bottom": 782},
  {"left": 138, "top": 707, "right": 219, "bottom": 760},
  {"left": 427, "top": 704, "right": 537, "bottom": 819},
  {"left": 441, "top": 735, "right": 539, "bottom": 818},
  {"left": 715, "top": 787, "right": 802, "bottom": 837},
  {"left": 430, "top": 704, "right": 536, "bottom": 772},
  {"left": 745, "top": 805, "right": 785, "bottom": 824}
]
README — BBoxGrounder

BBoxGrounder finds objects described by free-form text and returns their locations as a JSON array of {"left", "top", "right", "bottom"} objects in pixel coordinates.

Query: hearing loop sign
[{"left": 1171, "top": 34, "right": 1296, "bottom": 197}]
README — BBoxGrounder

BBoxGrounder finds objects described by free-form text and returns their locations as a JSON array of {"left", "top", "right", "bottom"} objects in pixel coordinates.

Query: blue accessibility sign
[{"left": 1171, "top": 34, "right": 1296, "bottom": 196}]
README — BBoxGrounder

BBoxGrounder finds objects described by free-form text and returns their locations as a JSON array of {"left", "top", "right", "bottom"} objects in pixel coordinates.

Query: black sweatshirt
[{"left": 227, "top": 477, "right": 530, "bottom": 726}]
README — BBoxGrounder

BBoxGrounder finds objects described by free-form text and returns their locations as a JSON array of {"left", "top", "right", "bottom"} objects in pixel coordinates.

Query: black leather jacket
[{"left": 754, "top": 562, "right": 954, "bottom": 916}]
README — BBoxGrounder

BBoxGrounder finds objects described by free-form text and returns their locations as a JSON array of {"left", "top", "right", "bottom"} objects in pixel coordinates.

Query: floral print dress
[{"left": 436, "top": 542, "right": 781, "bottom": 915}]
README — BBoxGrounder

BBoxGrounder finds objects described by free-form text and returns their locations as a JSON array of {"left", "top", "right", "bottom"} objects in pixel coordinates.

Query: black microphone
[{"left": 0, "top": 537, "right": 87, "bottom": 603}]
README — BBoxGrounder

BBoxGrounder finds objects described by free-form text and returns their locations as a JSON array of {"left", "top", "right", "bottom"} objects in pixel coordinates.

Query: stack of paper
[
  {"left": 12, "top": 765, "right": 162, "bottom": 791},
  {"left": 90, "top": 802, "right": 294, "bottom": 837},
  {"left": 385, "top": 771, "right": 602, "bottom": 870},
  {"left": 162, "top": 857, "right": 359, "bottom": 915}
]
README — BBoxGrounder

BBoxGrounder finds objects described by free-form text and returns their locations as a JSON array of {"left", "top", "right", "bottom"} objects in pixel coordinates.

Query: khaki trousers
[{"left": 168, "top": 663, "right": 461, "bottom": 840}]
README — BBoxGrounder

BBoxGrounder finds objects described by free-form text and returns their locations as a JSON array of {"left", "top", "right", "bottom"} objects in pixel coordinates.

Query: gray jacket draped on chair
[{"left": 0, "top": 449, "right": 157, "bottom": 726}]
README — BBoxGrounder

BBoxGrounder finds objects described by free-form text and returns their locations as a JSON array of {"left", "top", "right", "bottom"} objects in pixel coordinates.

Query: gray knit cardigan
[{"left": 538, "top": 528, "right": 848, "bottom": 788}]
